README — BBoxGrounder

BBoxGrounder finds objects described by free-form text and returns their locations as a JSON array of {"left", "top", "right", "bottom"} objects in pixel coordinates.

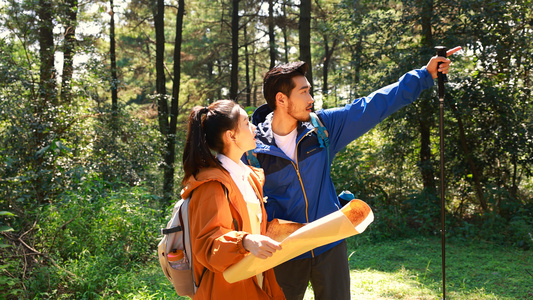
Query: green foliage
[
  {"left": 23, "top": 181, "right": 163, "bottom": 299},
  {"left": 0, "top": 211, "right": 15, "bottom": 245},
  {"left": 0, "top": 210, "right": 22, "bottom": 299},
  {"left": 1, "top": 0, "right": 532, "bottom": 298},
  {"left": 447, "top": 201, "right": 533, "bottom": 250},
  {"left": 89, "top": 105, "right": 162, "bottom": 188},
  {"left": 332, "top": 134, "right": 533, "bottom": 249},
  {"left": 97, "top": 263, "right": 187, "bottom": 300}
]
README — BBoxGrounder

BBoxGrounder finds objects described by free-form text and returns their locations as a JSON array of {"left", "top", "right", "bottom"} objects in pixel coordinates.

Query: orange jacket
[{"left": 182, "top": 166, "right": 285, "bottom": 300}]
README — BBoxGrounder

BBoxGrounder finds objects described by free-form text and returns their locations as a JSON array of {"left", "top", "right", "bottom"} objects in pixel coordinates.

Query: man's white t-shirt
[{"left": 273, "top": 128, "right": 298, "bottom": 162}]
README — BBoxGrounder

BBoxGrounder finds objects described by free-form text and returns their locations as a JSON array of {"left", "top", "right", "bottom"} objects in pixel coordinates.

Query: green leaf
[
  {"left": 0, "top": 225, "right": 14, "bottom": 232},
  {"left": 0, "top": 211, "right": 15, "bottom": 217},
  {"left": 35, "top": 145, "right": 50, "bottom": 158}
]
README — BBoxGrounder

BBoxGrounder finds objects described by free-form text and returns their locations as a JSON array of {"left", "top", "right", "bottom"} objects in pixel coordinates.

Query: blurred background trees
[{"left": 0, "top": 0, "right": 531, "bottom": 298}]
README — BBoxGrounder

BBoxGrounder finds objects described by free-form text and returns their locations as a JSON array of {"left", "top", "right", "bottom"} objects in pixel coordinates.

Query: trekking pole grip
[{"left": 435, "top": 46, "right": 448, "bottom": 100}]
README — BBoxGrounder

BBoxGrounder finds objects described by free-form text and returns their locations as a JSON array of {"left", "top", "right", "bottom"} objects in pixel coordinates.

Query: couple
[{"left": 181, "top": 47, "right": 460, "bottom": 300}]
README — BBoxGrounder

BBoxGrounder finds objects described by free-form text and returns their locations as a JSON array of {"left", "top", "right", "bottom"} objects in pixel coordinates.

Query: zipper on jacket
[{"left": 292, "top": 131, "right": 314, "bottom": 257}]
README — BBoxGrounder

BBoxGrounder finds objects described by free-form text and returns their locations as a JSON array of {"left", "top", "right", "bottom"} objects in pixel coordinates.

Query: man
[{"left": 251, "top": 47, "right": 461, "bottom": 300}]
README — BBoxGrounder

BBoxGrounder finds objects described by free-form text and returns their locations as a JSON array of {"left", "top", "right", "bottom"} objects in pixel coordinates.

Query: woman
[{"left": 181, "top": 100, "right": 285, "bottom": 299}]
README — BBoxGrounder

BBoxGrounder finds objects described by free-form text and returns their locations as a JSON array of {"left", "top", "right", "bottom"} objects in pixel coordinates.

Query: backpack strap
[
  {"left": 161, "top": 226, "right": 181, "bottom": 235},
  {"left": 195, "top": 184, "right": 237, "bottom": 289},
  {"left": 246, "top": 150, "right": 260, "bottom": 168},
  {"left": 310, "top": 112, "right": 330, "bottom": 166},
  {"left": 310, "top": 112, "right": 329, "bottom": 148}
]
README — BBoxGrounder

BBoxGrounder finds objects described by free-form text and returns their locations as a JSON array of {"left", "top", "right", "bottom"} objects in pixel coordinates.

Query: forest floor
[
  {"left": 303, "top": 236, "right": 533, "bottom": 299},
  {"left": 124, "top": 236, "right": 533, "bottom": 299}
]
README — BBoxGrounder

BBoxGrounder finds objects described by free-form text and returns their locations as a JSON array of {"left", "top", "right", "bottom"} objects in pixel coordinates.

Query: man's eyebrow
[{"left": 299, "top": 84, "right": 311, "bottom": 91}]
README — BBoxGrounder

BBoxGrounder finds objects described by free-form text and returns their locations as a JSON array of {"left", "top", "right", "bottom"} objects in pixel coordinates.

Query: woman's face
[{"left": 233, "top": 108, "right": 256, "bottom": 153}]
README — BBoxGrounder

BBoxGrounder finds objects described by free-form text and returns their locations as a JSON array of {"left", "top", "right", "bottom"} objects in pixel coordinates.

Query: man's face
[{"left": 286, "top": 75, "right": 314, "bottom": 122}]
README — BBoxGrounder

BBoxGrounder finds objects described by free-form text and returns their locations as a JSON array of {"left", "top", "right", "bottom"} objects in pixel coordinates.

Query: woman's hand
[{"left": 243, "top": 234, "right": 282, "bottom": 259}]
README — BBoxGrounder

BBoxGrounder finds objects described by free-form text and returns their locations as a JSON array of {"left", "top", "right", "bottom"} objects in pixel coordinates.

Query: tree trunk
[
  {"left": 60, "top": 0, "right": 77, "bottom": 104},
  {"left": 155, "top": 0, "right": 185, "bottom": 203},
  {"left": 244, "top": 25, "right": 251, "bottom": 106},
  {"left": 217, "top": 61, "right": 223, "bottom": 100},
  {"left": 282, "top": 2, "right": 289, "bottom": 63},
  {"left": 230, "top": 0, "right": 240, "bottom": 101},
  {"left": 322, "top": 35, "right": 337, "bottom": 96},
  {"left": 449, "top": 102, "right": 488, "bottom": 211},
  {"left": 35, "top": 0, "right": 56, "bottom": 203},
  {"left": 154, "top": 0, "right": 171, "bottom": 203},
  {"left": 349, "top": 34, "right": 363, "bottom": 100},
  {"left": 299, "top": 0, "right": 313, "bottom": 99},
  {"left": 510, "top": 155, "right": 518, "bottom": 199},
  {"left": 323, "top": 35, "right": 329, "bottom": 96},
  {"left": 418, "top": 110, "right": 436, "bottom": 192},
  {"left": 110, "top": 0, "right": 118, "bottom": 115},
  {"left": 417, "top": 0, "right": 436, "bottom": 192},
  {"left": 171, "top": 0, "right": 185, "bottom": 121},
  {"left": 268, "top": 0, "right": 276, "bottom": 69},
  {"left": 38, "top": 0, "right": 56, "bottom": 107},
  {"left": 155, "top": 0, "right": 167, "bottom": 134},
  {"left": 349, "top": 0, "right": 363, "bottom": 99},
  {"left": 252, "top": 53, "right": 257, "bottom": 106}
]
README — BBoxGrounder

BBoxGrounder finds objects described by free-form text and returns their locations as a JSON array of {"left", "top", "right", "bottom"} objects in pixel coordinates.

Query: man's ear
[{"left": 275, "top": 92, "right": 287, "bottom": 108}]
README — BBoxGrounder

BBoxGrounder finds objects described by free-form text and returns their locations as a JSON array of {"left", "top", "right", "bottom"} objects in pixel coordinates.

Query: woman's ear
[
  {"left": 221, "top": 130, "right": 234, "bottom": 154},
  {"left": 224, "top": 129, "right": 236, "bottom": 143}
]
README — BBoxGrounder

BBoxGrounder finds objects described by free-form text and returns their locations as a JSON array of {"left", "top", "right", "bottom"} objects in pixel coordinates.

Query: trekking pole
[{"left": 435, "top": 45, "right": 447, "bottom": 300}]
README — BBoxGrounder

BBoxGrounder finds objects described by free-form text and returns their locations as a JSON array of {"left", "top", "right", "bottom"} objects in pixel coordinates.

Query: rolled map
[{"left": 223, "top": 199, "right": 374, "bottom": 283}]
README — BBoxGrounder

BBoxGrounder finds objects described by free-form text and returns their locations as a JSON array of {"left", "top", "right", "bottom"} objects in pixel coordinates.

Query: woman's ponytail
[{"left": 182, "top": 100, "right": 240, "bottom": 187}]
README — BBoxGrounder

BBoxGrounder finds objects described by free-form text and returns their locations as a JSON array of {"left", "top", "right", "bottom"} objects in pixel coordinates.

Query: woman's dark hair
[
  {"left": 182, "top": 100, "right": 241, "bottom": 186},
  {"left": 262, "top": 61, "right": 308, "bottom": 110}
]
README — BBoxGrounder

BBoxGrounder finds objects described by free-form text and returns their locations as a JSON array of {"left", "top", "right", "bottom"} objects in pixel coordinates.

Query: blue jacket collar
[{"left": 255, "top": 111, "right": 315, "bottom": 155}]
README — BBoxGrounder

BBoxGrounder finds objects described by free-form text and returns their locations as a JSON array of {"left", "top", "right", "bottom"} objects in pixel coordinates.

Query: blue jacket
[{"left": 253, "top": 67, "right": 435, "bottom": 259}]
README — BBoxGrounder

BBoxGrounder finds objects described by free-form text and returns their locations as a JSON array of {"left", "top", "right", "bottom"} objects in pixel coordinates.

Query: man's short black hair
[{"left": 262, "top": 61, "right": 308, "bottom": 110}]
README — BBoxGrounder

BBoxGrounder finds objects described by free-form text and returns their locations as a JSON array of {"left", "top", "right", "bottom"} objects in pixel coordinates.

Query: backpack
[
  {"left": 247, "top": 104, "right": 329, "bottom": 167},
  {"left": 157, "top": 185, "right": 232, "bottom": 297}
]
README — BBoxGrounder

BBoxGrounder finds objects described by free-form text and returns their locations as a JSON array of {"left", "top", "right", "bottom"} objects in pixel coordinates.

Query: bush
[{"left": 20, "top": 179, "right": 163, "bottom": 299}]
